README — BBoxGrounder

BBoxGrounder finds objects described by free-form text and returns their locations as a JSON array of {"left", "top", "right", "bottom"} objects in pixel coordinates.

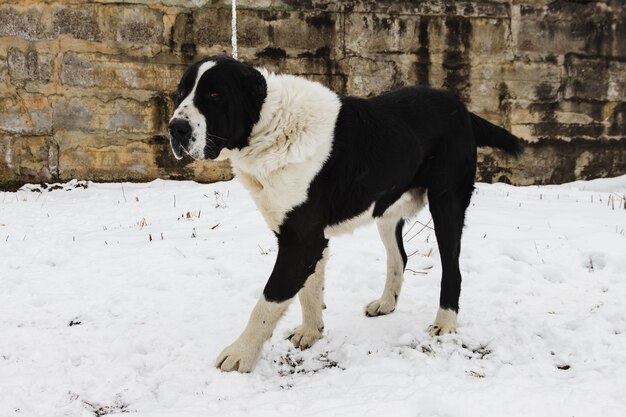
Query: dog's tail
[{"left": 470, "top": 112, "right": 523, "bottom": 157}]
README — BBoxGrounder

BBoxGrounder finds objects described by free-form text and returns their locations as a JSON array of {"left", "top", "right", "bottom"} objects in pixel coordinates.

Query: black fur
[{"left": 263, "top": 86, "right": 520, "bottom": 312}]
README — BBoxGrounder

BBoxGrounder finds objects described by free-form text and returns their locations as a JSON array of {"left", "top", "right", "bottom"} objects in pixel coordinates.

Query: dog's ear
[{"left": 243, "top": 65, "right": 267, "bottom": 103}]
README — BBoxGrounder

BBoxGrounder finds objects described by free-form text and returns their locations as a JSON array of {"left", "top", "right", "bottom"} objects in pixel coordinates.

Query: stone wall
[{"left": 1, "top": 0, "right": 624, "bottom": 190}]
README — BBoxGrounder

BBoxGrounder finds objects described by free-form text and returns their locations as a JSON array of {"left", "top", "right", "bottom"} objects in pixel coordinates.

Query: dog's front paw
[
  {"left": 427, "top": 308, "right": 457, "bottom": 336},
  {"left": 288, "top": 325, "right": 323, "bottom": 350},
  {"left": 364, "top": 296, "right": 396, "bottom": 317},
  {"left": 215, "top": 341, "right": 262, "bottom": 373}
]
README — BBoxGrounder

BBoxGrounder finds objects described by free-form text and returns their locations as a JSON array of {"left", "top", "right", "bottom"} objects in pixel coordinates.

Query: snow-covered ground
[{"left": 1, "top": 176, "right": 625, "bottom": 417}]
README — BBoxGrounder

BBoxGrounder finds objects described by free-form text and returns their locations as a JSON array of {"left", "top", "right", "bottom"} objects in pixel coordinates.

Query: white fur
[
  {"left": 290, "top": 248, "right": 328, "bottom": 349},
  {"left": 222, "top": 70, "right": 342, "bottom": 233},
  {"left": 170, "top": 61, "right": 216, "bottom": 160},
  {"left": 215, "top": 295, "right": 291, "bottom": 373},
  {"left": 324, "top": 204, "right": 375, "bottom": 238},
  {"left": 428, "top": 308, "right": 458, "bottom": 336},
  {"left": 366, "top": 189, "right": 425, "bottom": 316}
]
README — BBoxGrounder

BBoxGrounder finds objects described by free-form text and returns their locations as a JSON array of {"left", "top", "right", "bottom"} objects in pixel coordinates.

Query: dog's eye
[
  {"left": 209, "top": 92, "right": 220, "bottom": 98},
  {"left": 174, "top": 90, "right": 185, "bottom": 104}
]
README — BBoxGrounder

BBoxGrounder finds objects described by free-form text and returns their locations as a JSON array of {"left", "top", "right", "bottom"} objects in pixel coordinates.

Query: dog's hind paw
[
  {"left": 215, "top": 341, "right": 262, "bottom": 373},
  {"left": 427, "top": 308, "right": 457, "bottom": 336},
  {"left": 288, "top": 325, "right": 323, "bottom": 350},
  {"left": 364, "top": 296, "right": 396, "bottom": 317}
]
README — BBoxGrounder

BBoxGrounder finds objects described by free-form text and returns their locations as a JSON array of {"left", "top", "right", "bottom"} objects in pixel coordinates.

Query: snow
[{"left": 1, "top": 176, "right": 625, "bottom": 417}]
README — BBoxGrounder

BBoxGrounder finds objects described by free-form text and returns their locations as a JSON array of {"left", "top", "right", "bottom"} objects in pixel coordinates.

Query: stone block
[
  {"left": 501, "top": 61, "right": 563, "bottom": 101},
  {"left": 178, "top": 8, "right": 340, "bottom": 59},
  {"left": 345, "top": 13, "right": 419, "bottom": 55},
  {"left": 52, "top": 96, "right": 164, "bottom": 135},
  {"left": 52, "top": 4, "right": 101, "bottom": 41},
  {"left": 7, "top": 48, "right": 52, "bottom": 82},
  {"left": 0, "top": 94, "right": 52, "bottom": 135},
  {"left": 56, "top": 132, "right": 232, "bottom": 183},
  {"left": 57, "top": 133, "right": 162, "bottom": 182},
  {"left": 60, "top": 52, "right": 186, "bottom": 92},
  {"left": 515, "top": 2, "right": 614, "bottom": 57},
  {"left": 270, "top": 11, "right": 339, "bottom": 54},
  {"left": 106, "top": 5, "right": 164, "bottom": 45},
  {"left": 10, "top": 136, "right": 57, "bottom": 182},
  {"left": 338, "top": 57, "right": 399, "bottom": 96},
  {"left": 0, "top": 54, "right": 9, "bottom": 90},
  {"left": 469, "top": 17, "right": 512, "bottom": 61},
  {"left": 564, "top": 55, "right": 626, "bottom": 102},
  {"left": 0, "top": 135, "right": 14, "bottom": 183},
  {"left": 0, "top": 5, "right": 49, "bottom": 41},
  {"left": 346, "top": 0, "right": 510, "bottom": 17}
]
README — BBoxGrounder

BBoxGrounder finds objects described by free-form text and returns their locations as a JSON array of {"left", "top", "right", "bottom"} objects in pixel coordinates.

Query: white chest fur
[{"left": 225, "top": 72, "right": 341, "bottom": 233}]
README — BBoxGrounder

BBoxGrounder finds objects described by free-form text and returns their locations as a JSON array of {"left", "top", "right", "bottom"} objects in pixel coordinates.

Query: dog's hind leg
[
  {"left": 365, "top": 190, "right": 423, "bottom": 317},
  {"left": 426, "top": 181, "right": 474, "bottom": 336},
  {"left": 289, "top": 248, "right": 328, "bottom": 349},
  {"left": 365, "top": 217, "right": 406, "bottom": 316}
]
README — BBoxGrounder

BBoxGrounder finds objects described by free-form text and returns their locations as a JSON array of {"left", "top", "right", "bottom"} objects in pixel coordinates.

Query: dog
[{"left": 168, "top": 56, "right": 522, "bottom": 373}]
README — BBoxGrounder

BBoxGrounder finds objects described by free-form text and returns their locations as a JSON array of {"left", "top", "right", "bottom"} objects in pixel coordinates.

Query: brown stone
[
  {"left": 107, "top": 5, "right": 164, "bottom": 45},
  {"left": 7, "top": 48, "right": 52, "bottom": 82},
  {"left": 52, "top": 5, "right": 101, "bottom": 41},
  {"left": 51, "top": 96, "right": 163, "bottom": 135},
  {"left": 0, "top": 5, "right": 49, "bottom": 41},
  {"left": 0, "top": 94, "right": 52, "bottom": 135},
  {"left": 60, "top": 52, "right": 186, "bottom": 92}
]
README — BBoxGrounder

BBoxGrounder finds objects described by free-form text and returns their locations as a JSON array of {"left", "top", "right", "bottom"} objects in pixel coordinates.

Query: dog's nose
[{"left": 168, "top": 118, "right": 192, "bottom": 143}]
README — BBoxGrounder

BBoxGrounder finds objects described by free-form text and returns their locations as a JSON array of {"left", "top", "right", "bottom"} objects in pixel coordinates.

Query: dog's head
[{"left": 168, "top": 57, "right": 267, "bottom": 160}]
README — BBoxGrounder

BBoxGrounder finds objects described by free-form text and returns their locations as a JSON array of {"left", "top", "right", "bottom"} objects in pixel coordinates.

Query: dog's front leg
[
  {"left": 215, "top": 235, "right": 328, "bottom": 373},
  {"left": 289, "top": 248, "right": 328, "bottom": 349},
  {"left": 214, "top": 294, "right": 291, "bottom": 373}
]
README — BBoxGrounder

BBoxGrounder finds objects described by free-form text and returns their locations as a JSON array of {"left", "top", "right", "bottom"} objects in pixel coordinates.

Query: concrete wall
[{"left": 1, "top": 0, "right": 624, "bottom": 190}]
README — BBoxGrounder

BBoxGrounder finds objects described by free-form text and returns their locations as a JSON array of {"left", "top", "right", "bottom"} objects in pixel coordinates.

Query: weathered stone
[
  {"left": 52, "top": 5, "right": 101, "bottom": 41},
  {"left": 0, "top": 5, "right": 49, "bottom": 41},
  {"left": 60, "top": 52, "right": 186, "bottom": 92},
  {"left": 7, "top": 48, "right": 52, "bottom": 82},
  {"left": 345, "top": 0, "right": 510, "bottom": 17},
  {"left": 564, "top": 54, "right": 626, "bottom": 102},
  {"left": 607, "top": 102, "right": 626, "bottom": 138},
  {"left": 0, "top": 94, "right": 52, "bottom": 135},
  {"left": 107, "top": 5, "right": 164, "bottom": 45},
  {"left": 10, "top": 136, "right": 57, "bottom": 182},
  {"left": 52, "top": 96, "right": 162, "bottom": 135},
  {"left": 56, "top": 132, "right": 232, "bottom": 183},
  {"left": 0, "top": 53, "right": 9, "bottom": 90},
  {"left": 59, "top": 52, "right": 96, "bottom": 88},
  {"left": 345, "top": 13, "right": 420, "bottom": 55},
  {"left": 478, "top": 139, "right": 626, "bottom": 185},
  {"left": 339, "top": 57, "right": 400, "bottom": 96},
  {"left": 515, "top": 2, "right": 614, "bottom": 58}
]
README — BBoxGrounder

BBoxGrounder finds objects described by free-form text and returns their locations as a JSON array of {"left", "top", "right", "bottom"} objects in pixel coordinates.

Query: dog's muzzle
[{"left": 168, "top": 118, "right": 192, "bottom": 159}]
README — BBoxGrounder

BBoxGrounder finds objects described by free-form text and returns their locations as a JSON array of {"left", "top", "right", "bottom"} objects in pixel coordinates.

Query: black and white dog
[{"left": 168, "top": 56, "right": 522, "bottom": 373}]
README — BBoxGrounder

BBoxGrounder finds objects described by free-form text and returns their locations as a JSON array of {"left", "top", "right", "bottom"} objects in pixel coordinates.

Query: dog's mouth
[{"left": 170, "top": 141, "right": 187, "bottom": 160}]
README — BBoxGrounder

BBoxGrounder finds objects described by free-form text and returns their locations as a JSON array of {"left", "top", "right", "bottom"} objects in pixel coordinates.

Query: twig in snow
[
  {"left": 406, "top": 268, "right": 427, "bottom": 275},
  {"left": 407, "top": 248, "right": 420, "bottom": 258},
  {"left": 175, "top": 247, "right": 186, "bottom": 258},
  {"left": 120, "top": 183, "right": 127, "bottom": 203},
  {"left": 406, "top": 218, "right": 433, "bottom": 242}
]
